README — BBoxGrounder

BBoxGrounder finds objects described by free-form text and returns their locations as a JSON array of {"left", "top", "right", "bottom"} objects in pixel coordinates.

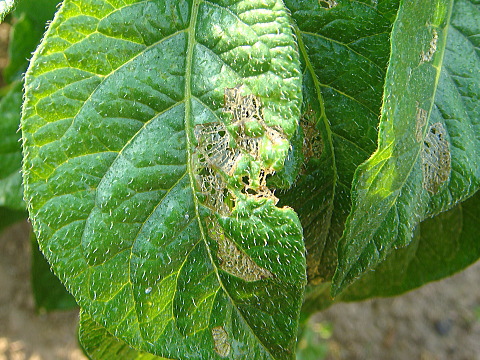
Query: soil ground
[{"left": 1, "top": 20, "right": 480, "bottom": 360}]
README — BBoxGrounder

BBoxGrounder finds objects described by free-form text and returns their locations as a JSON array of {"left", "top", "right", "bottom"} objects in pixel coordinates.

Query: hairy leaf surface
[
  {"left": 333, "top": 0, "right": 479, "bottom": 295},
  {"left": 21, "top": 0, "right": 306, "bottom": 358}
]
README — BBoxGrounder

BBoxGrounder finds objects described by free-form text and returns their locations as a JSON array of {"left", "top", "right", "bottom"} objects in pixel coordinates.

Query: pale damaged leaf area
[
  {"left": 422, "top": 122, "right": 451, "bottom": 194},
  {"left": 21, "top": 0, "right": 306, "bottom": 359}
]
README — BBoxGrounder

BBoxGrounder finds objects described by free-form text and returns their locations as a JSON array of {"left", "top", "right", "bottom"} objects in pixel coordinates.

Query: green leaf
[
  {"left": 22, "top": 1, "right": 306, "bottom": 359},
  {"left": 0, "top": 80, "right": 24, "bottom": 210},
  {"left": 338, "top": 190, "right": 480, "bottom": 300},
  {"left": 79, "top": 309, "right": 169, "bottom": 360},
  {"left": 281, "top": 0, "right": 400, "bottom": 283},
  {"left": 31, "top": 231, "right": 77, "bottom": 312},
  {"left": 3, "top": 0, "right": 61, "bottom": 83},
  {"left": 0, "top": 0, "right": 15, "bottom": 22},
  {"left": 333, "top": 0, "right": 479, "bottom": 295}
]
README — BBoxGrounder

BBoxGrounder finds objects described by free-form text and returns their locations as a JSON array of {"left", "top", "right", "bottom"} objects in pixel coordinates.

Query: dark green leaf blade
[
  {"left": 21, "top": 1, "right": 305, "bottom": 359},
  {"left": 281, "top": 0, "right": 400, "bottom": 283},
  {"left": 333, "top": 0, "right": 480, "bottom": 296},
  {"left": 0, "top": 80, "right": 24, "bottom": 210},
  {"left": 79, "top": 309, "right": 169, "bottom": 360}
]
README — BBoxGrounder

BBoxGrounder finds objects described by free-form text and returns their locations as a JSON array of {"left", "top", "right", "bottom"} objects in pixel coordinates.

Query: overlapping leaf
[
  {"left": 333, "top": 0, "right": 479, "bottom": 295},
  {"left": 281, "top": 0, "right": 400, "bottom": 283},
  {"left": 22, "top": 0, "right": 306, "bottom": 358}
]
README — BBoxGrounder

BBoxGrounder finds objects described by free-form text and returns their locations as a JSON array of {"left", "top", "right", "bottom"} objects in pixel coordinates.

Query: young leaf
[
  {"left": 281, "top": 0, "right": 400, "bottom": 283},
  {"left": 21, "top": 1, "right": 306, "bottom": 359},
  {"left": 333, "top": 0, "right": 479, "bottom": 295},
  {"left": 79, "top": 309, "right": 168, "bottom": 360},
  {"left": 0, "top": 81, "right": 24, "bottom": 210},
  {"left": 0, "top": 0, "right": 15, "bottom": 22}
]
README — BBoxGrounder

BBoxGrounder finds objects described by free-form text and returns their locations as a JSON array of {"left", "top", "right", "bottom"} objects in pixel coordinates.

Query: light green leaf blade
[
  {"left": 280, "top": 0, "right": 400, "bottom": 283},
  {"left": 0, "top": 81, "right": 24, "bottom": 210},
  {"left": 333, "top": 0, "right": 480, "bottom": 296},
  {"left": 21, "top": 1, "right": 306, "bottom": 359},
  {"left": 0, "top": 0, "right": 15, "bottom": 22},
  {"left": 79, "top": 309, "right": 169, "bottom": 360}
]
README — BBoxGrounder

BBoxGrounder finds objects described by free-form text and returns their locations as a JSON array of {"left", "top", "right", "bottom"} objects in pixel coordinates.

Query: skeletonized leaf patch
[{"left": 422, "top": 122, "right": 451, "bottom": 194}]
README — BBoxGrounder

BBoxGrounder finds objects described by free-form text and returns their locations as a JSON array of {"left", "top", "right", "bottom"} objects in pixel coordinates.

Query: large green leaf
[
  {"left": 333, "top": 0, "right": 479, "bottom": 295},
  {"left": 281, "top": 0, "right": 400, "bottom": 283},
  {"left": 0, "top": 81, "right": 24, "bottom": 210},
  {"left": 0, "top": 0, "right": 15, "bottom": 21},
  {"left": 79, "top": 309, "right": 168, "bottom": 360},
  {"left": 22, "top": 0, "right": 306, "bottom": 359}
]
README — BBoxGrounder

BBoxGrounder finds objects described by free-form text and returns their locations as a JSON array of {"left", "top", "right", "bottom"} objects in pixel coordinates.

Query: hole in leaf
[
  {"left": 300, "top": 107, "right": 323, "bottom": 163},
  {"left": 319, "top": 0, "right": 338, "bottom": 9},
  {"left": 193, "top": 85, "right": 284, "bottom": 214}
]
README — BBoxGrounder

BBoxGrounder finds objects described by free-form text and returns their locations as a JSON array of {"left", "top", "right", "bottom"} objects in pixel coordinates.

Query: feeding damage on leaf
[
  {"left": 319, "top": 0, "right": 338, "bottom": 9},
  {"left": 207, "top": 215, "right": 273, "bottom": 281},
  {"left": 415, "top": 105, "right": 428, "bottom": 142},
  {"left": 421, "top": 122, "right": 451, "bottom": 194},
  {"left": 300, "top": 106, "right": 323, "bottom": 165},
  {"left": 193, "top": 85, "right": 290, "bottom": 214},
  {"left": 421, "top": 28, "right": 438, "bottom": 63},
  {"left": 212, "top": 326, "right": 230, "bottom": 357}
]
